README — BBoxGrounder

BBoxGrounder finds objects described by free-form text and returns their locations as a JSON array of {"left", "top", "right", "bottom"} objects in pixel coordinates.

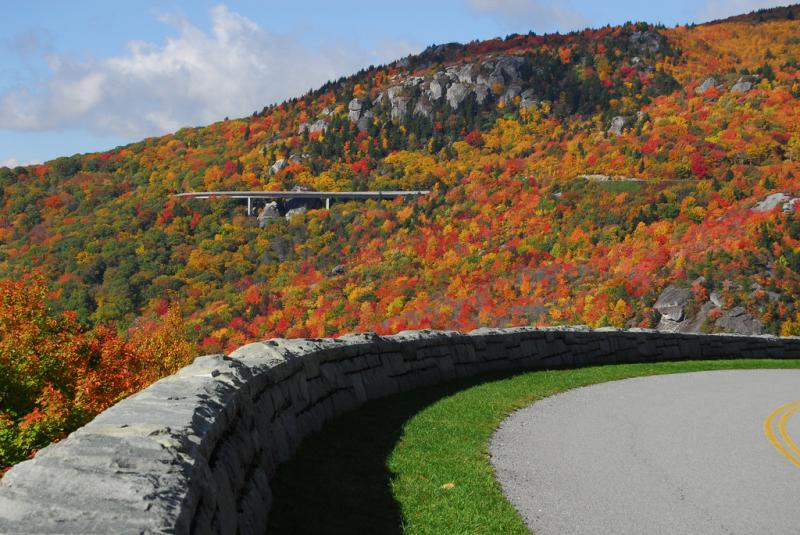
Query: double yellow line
[{"left": 764, "top": 400, "right": 800, "bottom": 468}]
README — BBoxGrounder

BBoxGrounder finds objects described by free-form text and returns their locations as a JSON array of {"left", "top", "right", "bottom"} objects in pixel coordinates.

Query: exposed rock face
[
  {"left": 730, "top": 78, "right": 753, "bottom": 93},
  {"left": 347, "top": 98, "right": 364, "bottom": 122},
  {"left": 608, "top": 116, "right": 626, "bottom": 136},
  {"left": 427, "top": 78, "right": 445, "bottom": 100},
  {"left": 370, "top": 53, "right": 532, "bottom": 115},
  {"left": 298, "top": 119, "right": 328, "bottom": 134},
  {"left": 654, "top": 283, "right": 765, "bottom": 335},
  {"left": 654, "top": 285, "right": 692, "bottom": 324},
  {"left": 257, "top": 202, "right": 280, "bottom": 228},
  {"left": 330, "top": 264, "right": 345, "bottom": 276},
  {"left": 386, "top": 86, "right": 409, "bottom": 120},
  {"left": 715, "top": 307, "right": 764, "bottom": 335},
  {"left": 753, "top": 192, "right": 793, "bottom": 212},
  {"left": 413, "top": 98, "right": 433, "bottom": 119},
  {"left": 269, "top": 158, "right": 287, "bottom": 176},
  {"left": 695, "top": 77, "right": 719, "bottom": 94},
  {"left": 499, "top": 84, "right": 522, "bottom": 106},
  {"left": 630, "top": 30, "right": 663, "bottom": 53},
  {"left": 447, "top": 63, "right": 474, "bottom": 84},
  {"left": 357, "top": 110, "right": 374, "bottom": 132},
  {"left": 520, "top": 89, "right": 537, "bottom": 109},
  {"left": 446, "top": 82, "right": 470, "bottom": 109}
]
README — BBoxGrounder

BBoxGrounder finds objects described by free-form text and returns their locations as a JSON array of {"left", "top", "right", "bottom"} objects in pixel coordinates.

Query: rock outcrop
[
  {"left": 714, "top": 306, "right": 763, "bottom": 335},
  {"left": 695, "top": 77, "right": 719, "bottom": 94},
  {"left": 269, "top": 158, "right": 287, "bottom": 176},
  {"left": 654, "top": 284, "right": 764, "bottom": 335},
  {"left": 257, "top": 202, "right": 280, "bottom": 227},
  {"left": 752, "top": 192, "right": 799, "bottom": 213},
  {"left": 730, "top": 78, "right": 753, "bottom": 93},
  {"left": 608, "top": 116, "right": 626, "bottom": 136}
]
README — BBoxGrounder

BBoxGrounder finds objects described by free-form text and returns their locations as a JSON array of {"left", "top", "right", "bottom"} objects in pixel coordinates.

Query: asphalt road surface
[{"left": 490, "top": 369, "right": 800, "bottom": 535}]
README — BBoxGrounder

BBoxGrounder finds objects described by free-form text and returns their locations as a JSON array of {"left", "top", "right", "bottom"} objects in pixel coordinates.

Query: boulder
[
  {"left": 520, "top": 89, "right": 537, "bottom": 109},
  {"left": 499, "top": 84, "right": 522, "bottom": 106},
  {"left": 654, "top": 285, "right": 692, "bottom": 322},
  {"left": 474, "top": 84, "right": 490, "bottom": 105},
  {"left": 752, "top": 192, "right": 791, "bottom": 212},
  {"left": 447, "top": 63, "right": 474, "bottom": 84},
  {"left": 387, "top": 86, "right": 409, "bottom": 120},
  {"left": 298, "top": 119, "right": 328, "bottom": 134},
  {"left": 413, "top": 98, "right": 433, "bottom": 119},
  {"left": 695, "top": 77, "right": 719, "bottom": 94},
  {"left": 714, "top": 306, "right": 763, "bottom": 335},
  {"left": 257, "top": 202, "right": 280, "bottom": 228},
  {"left": 608, "top": 116, "right": 626, "bottom": 136},
  {"left": 446, "top": 83, "right": 470, "bottom": 109},
  {"left": 730, "top": 78, "right": 752, "bottom": 93},
  {"left": 330, "top": 264, "right": 345, "bottom": 276},
  {"left": 347, "top": 98, "right": 364, "bottom": 122},
  {"left": 629, "top": 30, "right": 662, "bottom": 53},
  {"left": 357, "top": 110, "right": 374, "bottom": 133},
  {"left": 783, "top": 198, "right": 800, "bottom": 214},
  {"left": 491, "top": 56, "right": 524, "bottom": 84},
  {"left": 269, "top": 158, "right": 287, "bottom": 176},
  {"left": 427, "top": 78, "right": 445, "bottom": 100}
]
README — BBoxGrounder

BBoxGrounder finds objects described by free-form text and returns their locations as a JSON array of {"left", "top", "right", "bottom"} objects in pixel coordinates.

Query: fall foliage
[{"left": 4, "top": 7, "right": 800, "bottom": 466}]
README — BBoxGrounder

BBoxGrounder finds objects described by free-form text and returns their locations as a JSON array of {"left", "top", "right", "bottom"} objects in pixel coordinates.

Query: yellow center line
[
  {"left": 778, "top": 404, "right": 800, "bottom": 459},
  {"left": 763, "top": 400, "right": 800, "bottom": 469}
]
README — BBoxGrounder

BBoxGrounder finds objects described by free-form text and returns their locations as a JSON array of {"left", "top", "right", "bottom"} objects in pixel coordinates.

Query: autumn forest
[{"left": 3, "top": 5, "right": 800, "bottom": 467}]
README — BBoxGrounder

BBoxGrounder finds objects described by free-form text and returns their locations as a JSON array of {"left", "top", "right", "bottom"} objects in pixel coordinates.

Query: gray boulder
[
  {"left": 446, "top": 83, "right": 470, "bottom": 109},
  {"left": 427, "top": 77, "right": 445, "bottom": 100},
  {"left": 695, "top": 77, "right": 719, "bottom": 94},
  {"left": 257, "top": 202, "right": 280, "bottom": 228},
  {"left": 753, "top": 192, "right": 791, "bottom": 212},
  {"left": 387, "top": 86, "right": 409, "bottom": 120},
  {"left": 630, "top": 31, "right": 662, "bottom": 53},
  {"left": 499, "top": 84, "right": 522, "bottom": 106},
  {"left": 474, "top": 84, "right": 490, "bottom": 105},
  {"left": 730, "top": 78, "right": 753, "bottom": 93},
  {"left": 447, "top": 63, "right": 474, "bottom": 84},
  {"left": 715, "top": 306, "right": 763, "bottom": 335},
  {"left": 413, "top": 98, "right": 433, "bottom": 119},
  {"left": 298, "top": 119, "right": 328, "bottom": 134},
  {"left": 654, "top": 285, "right": 692, "bottom": 322},
  {"left": 491, "top": 56, "right": 524, "bottom": 84},
  {"left": 348, "top": 98, "right": 364, "bottom": 122},
  {"left": 357, "top": 110, "right": 374, "bottom": 133},
  {"left": 608, "top": 116, "right": 626, "bottom": 136},
  {"left": 269, "top": 158, "right": 287, "bottom": 176}
]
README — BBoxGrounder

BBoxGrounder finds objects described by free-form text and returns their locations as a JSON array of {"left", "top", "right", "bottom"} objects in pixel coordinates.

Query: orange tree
[{"left": 0, "top": 274, "right": 193, "bottom": 469}]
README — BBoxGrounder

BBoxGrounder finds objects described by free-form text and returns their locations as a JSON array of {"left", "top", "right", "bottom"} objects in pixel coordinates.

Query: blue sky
[{"left": 0, "top": 0, "right": 786, "bottom": 167}]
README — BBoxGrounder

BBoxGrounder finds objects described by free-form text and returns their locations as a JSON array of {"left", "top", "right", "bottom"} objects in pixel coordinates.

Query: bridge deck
[{"left": 174, "top": 190, "right": 430, "bottom": 200}]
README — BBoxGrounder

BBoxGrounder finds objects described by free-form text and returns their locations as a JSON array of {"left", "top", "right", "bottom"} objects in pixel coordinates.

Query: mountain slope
[{"left": 1, "top": 10, "right": 800, "bottom": 353}]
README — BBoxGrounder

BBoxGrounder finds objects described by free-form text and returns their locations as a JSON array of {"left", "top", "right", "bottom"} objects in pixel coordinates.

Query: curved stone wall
[{"left": 1, "top": 327, "right": 799, "bottom": 533}]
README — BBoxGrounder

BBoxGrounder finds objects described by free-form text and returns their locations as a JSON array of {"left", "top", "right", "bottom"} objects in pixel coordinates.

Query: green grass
[{"left": 267, "top": 359, "right": 800, "bottom": 534}]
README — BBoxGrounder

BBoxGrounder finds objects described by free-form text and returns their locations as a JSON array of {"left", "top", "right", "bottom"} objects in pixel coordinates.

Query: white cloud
[
  {"left": 0, "top": 6, "right": 407, "bottom": 139},
  {"left": 467, "top": 0, "right": 586, "bottom": 33},
  {"left": 0, "top": 157, "right": 38, "bottom": 168},
  {"left": 695, "top": 1, "right": 788, "bottom": 22}
]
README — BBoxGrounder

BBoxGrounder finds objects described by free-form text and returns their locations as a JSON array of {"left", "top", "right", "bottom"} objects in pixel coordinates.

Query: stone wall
[{"left": 1, "top": 327, "right": 799, "bottom": 533}]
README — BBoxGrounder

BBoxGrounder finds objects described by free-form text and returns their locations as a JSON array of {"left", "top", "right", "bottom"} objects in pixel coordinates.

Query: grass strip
[{"left": 267, "top": 359, "right": 800, "bottom": 534}]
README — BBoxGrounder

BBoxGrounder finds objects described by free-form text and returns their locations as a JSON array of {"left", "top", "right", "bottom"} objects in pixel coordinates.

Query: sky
[{"left": 0, "top": 0, "right": 788, "bottom": 167}]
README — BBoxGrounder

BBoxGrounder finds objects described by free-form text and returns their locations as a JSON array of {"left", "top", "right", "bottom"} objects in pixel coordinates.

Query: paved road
[{"left": 490, "top": 370, "right": 800, "bottom": 535}]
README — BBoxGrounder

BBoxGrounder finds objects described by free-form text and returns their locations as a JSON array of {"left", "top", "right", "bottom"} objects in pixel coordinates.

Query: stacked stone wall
[{"left": 2, "top": 327, "right": 799, "bottom": 533}]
